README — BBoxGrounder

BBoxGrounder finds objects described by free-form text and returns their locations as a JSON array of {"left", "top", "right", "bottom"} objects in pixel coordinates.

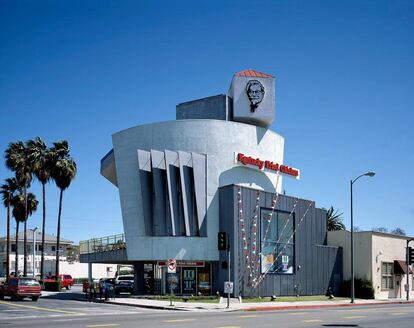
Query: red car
[
  {"left": 46, "top": 274, "right": 74, "bottom": 290},
  {"left": 0, "top": 277, "right": 41, "bottom": 301}
]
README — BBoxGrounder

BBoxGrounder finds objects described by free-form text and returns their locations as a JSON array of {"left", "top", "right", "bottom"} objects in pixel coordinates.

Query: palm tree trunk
[
  {"left": 40, "top": 182, "right": 46, "bottom": 279},
  {"left": 23, "top": 186, "right": 28, "bottom": 276},
  {"left": 55, "top": 189, "right": 63, "bottom": 279},
  {"left": 6, "top": 196, "right": 11, "bottom": 282},
  {"left": 15, "top": 221, "right": 19, "bottom": 275},
  {"left": 23, "top": 219, "right": 27, "bottom": 276}
]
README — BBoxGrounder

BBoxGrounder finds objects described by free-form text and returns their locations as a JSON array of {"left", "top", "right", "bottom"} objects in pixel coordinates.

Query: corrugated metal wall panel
[{"left": 218, "top": 185, "right": 343, "bottom": 298}]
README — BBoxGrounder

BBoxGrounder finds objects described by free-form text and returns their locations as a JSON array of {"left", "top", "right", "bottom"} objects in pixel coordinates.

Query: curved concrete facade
[{"left": 111, "top": 119, "right": 284, "bottom": 261}]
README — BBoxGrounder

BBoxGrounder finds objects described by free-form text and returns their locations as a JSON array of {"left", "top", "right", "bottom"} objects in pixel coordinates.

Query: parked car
[
  {"left": 45, "top": 274, "right": 74, "bottom": 290},
  {"left": 114, "top": 275, "right": 134, "bottom": 294},
  {"left": 0, "top": 277, "right": 41, "bottom": 301}
]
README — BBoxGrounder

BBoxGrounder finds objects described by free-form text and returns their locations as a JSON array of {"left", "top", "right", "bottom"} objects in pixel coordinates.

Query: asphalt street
[{"left": 0, "top": 289, "right": 413, "bottom": 328}]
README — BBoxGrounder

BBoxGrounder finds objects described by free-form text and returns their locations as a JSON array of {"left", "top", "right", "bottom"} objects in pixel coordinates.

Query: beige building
[
  {"left": 0, "top": 230, "right": 117, "bottom": 279},
  {"left": 328, "top": 230, "right": 414, "bottom": 300}
]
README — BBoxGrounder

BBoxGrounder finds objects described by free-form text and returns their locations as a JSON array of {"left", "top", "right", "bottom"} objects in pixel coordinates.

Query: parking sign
[
  {"left": 167, "top": 259, "right": 177, "bottom": 273},
  {"left": 224, "top": 281, "right": 233, "bottom": 293}
]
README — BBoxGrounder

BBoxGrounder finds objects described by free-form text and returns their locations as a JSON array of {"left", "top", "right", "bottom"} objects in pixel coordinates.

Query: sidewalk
[{"left": 98, "top": 296, "right": 414, "bottom": 312}]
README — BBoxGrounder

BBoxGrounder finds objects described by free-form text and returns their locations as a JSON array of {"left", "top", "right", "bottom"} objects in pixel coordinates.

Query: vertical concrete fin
[
  {"left": 178, "top": 151, "right": 193, "bottom": 236},
  {"left": 165, "top": 150, "right": 181, "bottom": 236},
  {"left": 137, "top": 149, "right": 153, "bottom": 236},
  {"left": 192, "top": 152, "right": 207, "bottom": 236},
  {"left": 150, "top": 149, "right": 169, "bottom": 236}
]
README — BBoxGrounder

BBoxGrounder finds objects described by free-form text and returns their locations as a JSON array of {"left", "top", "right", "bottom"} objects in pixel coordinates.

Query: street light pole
[
  {"left": 406, "top": 238, "right": 414, "bottom": 301},
  {"left": 350, "top": 180, "right": 354, "bottom": 303},
  {"left": 350, "top": 171, "right": 375, "bottom": 304}
]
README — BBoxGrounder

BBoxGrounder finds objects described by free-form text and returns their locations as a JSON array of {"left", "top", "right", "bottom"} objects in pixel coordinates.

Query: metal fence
[{"left": 79, "top": 234, "right": 126, "bottom": 254}]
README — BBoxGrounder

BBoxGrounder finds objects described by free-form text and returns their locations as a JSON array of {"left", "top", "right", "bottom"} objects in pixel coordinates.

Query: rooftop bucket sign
[{"left": 235, "top": 152, "right": 300, "bottom": 179}]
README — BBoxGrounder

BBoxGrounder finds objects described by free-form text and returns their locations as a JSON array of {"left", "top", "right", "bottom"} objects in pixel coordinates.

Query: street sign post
[
  {"left": 224, "top": 281, "right": 233, "bottom": 294},
  {"left": 167, "top": 259, "right": 177, "bottom": 306},
  {"left": 167, "top": 258, "right": 177, "bottom": 273}
]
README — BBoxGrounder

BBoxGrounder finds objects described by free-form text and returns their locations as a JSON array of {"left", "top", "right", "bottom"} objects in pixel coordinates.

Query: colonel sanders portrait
[{"left": 246, "top": 80, "right": 265, "bottom": 112}]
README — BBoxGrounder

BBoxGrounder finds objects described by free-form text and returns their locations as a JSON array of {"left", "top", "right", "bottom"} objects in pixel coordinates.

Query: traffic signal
[
  {"left": 218, "top": 232, "right": 227, "bottom": 251},
  {"left": 408, "top": 247, "right": 414, "bottom": 265}
]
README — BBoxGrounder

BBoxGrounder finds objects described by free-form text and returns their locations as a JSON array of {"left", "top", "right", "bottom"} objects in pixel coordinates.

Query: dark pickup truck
[{"left": 0, "top": 277, "right": 41, "bottom": 301}]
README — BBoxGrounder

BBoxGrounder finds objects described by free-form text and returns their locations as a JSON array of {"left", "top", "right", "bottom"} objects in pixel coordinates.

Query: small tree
[
  {"left": 326, "top": 207, "right": 345, "bottom": 231},
  {"left": 391, "top": 227, "right": 406, "bottom": 236},
  {"left": 373, "top": 227, "right": 388, "bottom": 233}
]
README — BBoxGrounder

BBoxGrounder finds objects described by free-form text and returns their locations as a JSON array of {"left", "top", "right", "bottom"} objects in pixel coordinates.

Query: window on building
[
  {"left": 11, "top": 244, "right": 16, "bottom": 252},
  {"left": 260, "top": 209, "right": 294, "bottom": 274},
  {"left": 36, "top": 245, "right": 43, "bottom": 252},
  {"left": 381, "top": 262, "right": 394, "bottom": 290},
  {"left": 51, "top": 246, "right": 56, "bottom": 252}
]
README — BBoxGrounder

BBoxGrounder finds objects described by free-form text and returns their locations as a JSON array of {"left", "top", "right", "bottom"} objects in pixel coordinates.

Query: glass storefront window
[
  {"left": 261, "top": 209, "right": 295, "bottom": 274},
  {"left": 197, "top": 263, "right": 211, "bottom": 295},
  {"left": 182, "top": 268, "right": 196, "bottom": 294}
]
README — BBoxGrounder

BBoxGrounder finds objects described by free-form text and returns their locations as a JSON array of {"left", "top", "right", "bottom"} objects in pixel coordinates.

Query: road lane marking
[
  {"left": 2, "top": 309, "right": 25, "bottom": 312},
  {"left": 288, "top": 312, "right": 308, "bottom": 315},
  {"left": 0, "top": 300, "right": 78, "bottom": 314},
  {"left": 341, "top": 315, "right": 367, "bottom": 319},
  {"left": 52, "top": 318, "right": 87, "bottom": 322},
  {"left": 163, "top": 319, "right": 194, "bottom": 323},
  {"left": 390, "top": 312, "right": 407, "bottom": 315},
  {"left": 239, "top": 315, "right": 258, "bottom": 318},
  {"left": 86, "top": 325, "right": 120, "bottom": 328},
  {"left": 336, "top": 309, "right": 370, "bottom": 312},
  {"left": 302, "top": 319, "right": 322, "bottom": 323},
  {"left": 216, "top": 326, "right": 241, "bottom": 328}
]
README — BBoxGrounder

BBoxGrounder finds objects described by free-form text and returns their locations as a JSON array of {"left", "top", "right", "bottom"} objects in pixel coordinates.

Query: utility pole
[
  {"left": 227, "top": 234, "right": 231, "bottom": 309},
  {"left": 406, "top": 238, "right": 414, "bottom": 301}
]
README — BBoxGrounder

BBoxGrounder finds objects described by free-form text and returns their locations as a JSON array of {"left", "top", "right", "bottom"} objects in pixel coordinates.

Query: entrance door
[
  {"left": 395, "top": 275, "right": 402, "bottom": 299},
  {"left": 143, "top": 263, "right": 154, "bottom": 294}
]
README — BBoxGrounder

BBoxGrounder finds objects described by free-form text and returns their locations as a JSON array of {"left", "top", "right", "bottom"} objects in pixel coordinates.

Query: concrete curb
[
  {"left": 75, "top": 297, "right": 414, "bottom": 312},
  {"left": 244, "top": 300, "right": 414, "bottom": 312},
  {"left": 76, "top": 298, "right": 189, "bottom": 311}
]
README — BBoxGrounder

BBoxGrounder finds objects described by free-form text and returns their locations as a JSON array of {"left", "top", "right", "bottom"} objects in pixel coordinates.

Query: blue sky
[{"left": 1, "top": 0, "right": 413, "bottom": 243}]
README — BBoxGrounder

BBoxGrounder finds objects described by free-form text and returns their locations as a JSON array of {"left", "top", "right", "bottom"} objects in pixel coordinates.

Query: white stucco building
[
  {"left": 0, "top": 230, "right": 117, "bottom": 279},
  {"left": 328, "top": 230, "right": 414, "bottom": 300}
]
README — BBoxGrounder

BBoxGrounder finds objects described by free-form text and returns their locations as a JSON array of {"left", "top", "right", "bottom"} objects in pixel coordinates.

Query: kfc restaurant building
[{"left": 82, "top": 70, "right": 342, "bottom": 296}]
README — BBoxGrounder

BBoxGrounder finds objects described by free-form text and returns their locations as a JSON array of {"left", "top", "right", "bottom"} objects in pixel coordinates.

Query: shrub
[{"left": 341, "top": 279, "right": 375, "bottom": 299}]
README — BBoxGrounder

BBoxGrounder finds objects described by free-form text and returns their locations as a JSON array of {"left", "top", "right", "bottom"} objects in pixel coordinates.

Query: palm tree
[
  {"left": 27, "top": 137, "right": 52, "bottom": 279},
  {"left": 50, "top": 141, "right": 76, "bottom": 279},
  {"left": 5, "top": 141, "right": 33, "bottom": 276},
  {"left": 11, "top": 192, "right": 38, "bottom": 276},
  {"left": 0, "top": 178, "right": 20, "bottom": 281},
  {"left": 326, "top": 206, "right": 345, "bottom": 231}
]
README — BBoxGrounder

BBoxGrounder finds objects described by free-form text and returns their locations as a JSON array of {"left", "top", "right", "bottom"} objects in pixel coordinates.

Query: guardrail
[{"left": 79, "top": 234, "right": 126, "bottom": 254}]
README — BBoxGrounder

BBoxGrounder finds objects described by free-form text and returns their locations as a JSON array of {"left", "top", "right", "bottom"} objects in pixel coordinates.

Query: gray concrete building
[{"left": 80, "top": 69, "right": 342, "bottom": 296}]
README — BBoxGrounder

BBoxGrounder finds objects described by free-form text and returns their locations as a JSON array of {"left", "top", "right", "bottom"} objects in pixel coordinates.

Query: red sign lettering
[{"left": 236, "top": 153, "right": 300, "bottom": 179}]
